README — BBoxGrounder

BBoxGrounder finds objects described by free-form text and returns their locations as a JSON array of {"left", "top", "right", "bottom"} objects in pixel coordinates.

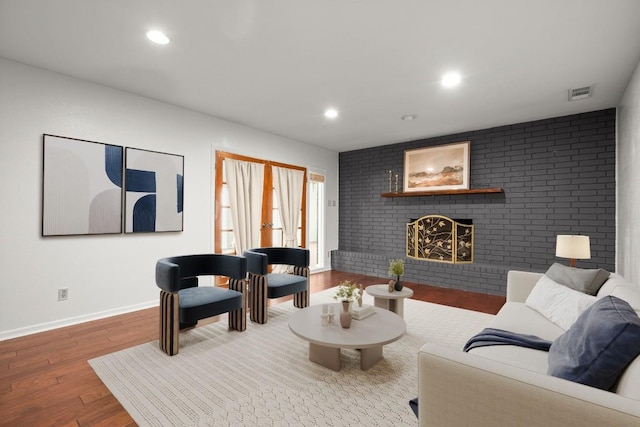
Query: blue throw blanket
[{"left": 463, "top": 328, "right": 552, "bottom": 352}]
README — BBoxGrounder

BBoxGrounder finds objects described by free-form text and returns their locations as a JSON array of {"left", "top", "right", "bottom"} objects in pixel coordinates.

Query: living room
[{"left": 2, "top": 1, "right": 640, "bottom": 425}]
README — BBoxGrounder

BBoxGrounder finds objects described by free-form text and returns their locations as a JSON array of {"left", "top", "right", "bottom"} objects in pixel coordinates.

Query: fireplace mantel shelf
[{"left": 380, "top": 187, "right": 503, "bottom": 198}]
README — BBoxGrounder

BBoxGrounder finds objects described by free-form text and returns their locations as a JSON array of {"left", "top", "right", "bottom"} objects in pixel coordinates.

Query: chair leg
[
  {"left": 293, "top": 290, "right": 309, "bottom": 308},
  {"left": 228, "top": 278, "right": 247, "bottom": 331},
  {"left": 249, "top": 273, "right": 268, "bottom": 324},
  {"left": 293, "top": 266, "right": 310, "bottom": 308},
  {"left": 159, "top": 290, "right": 179, "bottom": 356}
]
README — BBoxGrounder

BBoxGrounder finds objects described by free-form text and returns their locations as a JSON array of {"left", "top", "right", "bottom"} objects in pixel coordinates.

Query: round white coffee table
[
  {"left": 365, "top": 284, "right": 414, "bottom": 318},
  {"left": 288, "top": 304, "right": 405, "bottom": 371}
]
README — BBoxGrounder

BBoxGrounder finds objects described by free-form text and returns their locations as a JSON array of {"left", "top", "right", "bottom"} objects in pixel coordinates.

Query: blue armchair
[
  {"left": 243, "top": 247, "right": 310, "bottom": 324},
  {"left": 155, "top": 254, "right": 247, "bottom": 355}
]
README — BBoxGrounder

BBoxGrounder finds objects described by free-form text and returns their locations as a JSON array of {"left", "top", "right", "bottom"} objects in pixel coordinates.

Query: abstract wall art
[
  {"left": 125, "top": 148, "right": 184, "bottom": 233},
  {"left": 42, "top": 134, "right": 123, "bottom": 236}
]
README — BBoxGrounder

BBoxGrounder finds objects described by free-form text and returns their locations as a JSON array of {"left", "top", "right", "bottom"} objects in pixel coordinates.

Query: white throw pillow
[{"left": 525, "top": 275, "right": 597, "bottom": 330}]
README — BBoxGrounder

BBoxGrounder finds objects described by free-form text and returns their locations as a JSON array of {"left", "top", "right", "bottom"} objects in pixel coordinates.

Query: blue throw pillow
[{"left": 548, "top": 296, "right": 640, "bottom": 390}]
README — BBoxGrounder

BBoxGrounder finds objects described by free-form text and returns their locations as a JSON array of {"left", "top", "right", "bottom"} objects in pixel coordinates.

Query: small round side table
[{"left": 365, "top": 284, "right": 414, "bottom": 318}]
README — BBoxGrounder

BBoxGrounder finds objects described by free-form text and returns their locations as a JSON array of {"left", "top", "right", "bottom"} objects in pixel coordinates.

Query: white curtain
[
  {"left": 272, "top": 165, "right": 305, "bottom": 248},
  {"left": 225, "top": 159, "right": 264, "bottom": 254}
]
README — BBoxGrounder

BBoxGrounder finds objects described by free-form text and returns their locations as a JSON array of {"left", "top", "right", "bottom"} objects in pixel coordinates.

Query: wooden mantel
[{"left": 380, "top": 187, "right": 503, "bottom": 198}]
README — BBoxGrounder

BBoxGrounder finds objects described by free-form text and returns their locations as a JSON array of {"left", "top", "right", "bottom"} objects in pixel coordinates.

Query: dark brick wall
[{"left": 333, "top": 109, "right": 616, "bottom": 295}]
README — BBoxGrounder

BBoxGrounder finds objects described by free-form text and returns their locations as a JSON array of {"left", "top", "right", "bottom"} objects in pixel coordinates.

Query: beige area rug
[{"left": 89, "top": 288, "right": 494, "bottom": 426}]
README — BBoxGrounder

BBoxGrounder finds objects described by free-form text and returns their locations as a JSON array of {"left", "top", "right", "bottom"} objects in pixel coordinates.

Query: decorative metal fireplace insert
[{"left": 406, "top": 215, "right": 474, "bottom": 263}]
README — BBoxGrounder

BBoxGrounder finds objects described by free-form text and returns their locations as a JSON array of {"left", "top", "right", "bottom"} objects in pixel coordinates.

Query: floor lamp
[{"left": 555, "top": 235, "right": 591, "bottom": 267}]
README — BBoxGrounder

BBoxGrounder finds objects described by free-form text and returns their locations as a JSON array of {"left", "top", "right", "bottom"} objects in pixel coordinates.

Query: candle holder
[
  {"left": 395, "top": 174, "right": 399, "bottom": 193},
  {"left": 388, "top": 170, "right": 392, "bottom": 193},
  {"left": 320, "top": 313, "right": 329, "bottom": 326},
  {"left": 321, "top": 304, "right": 329, "bottom": 325}
]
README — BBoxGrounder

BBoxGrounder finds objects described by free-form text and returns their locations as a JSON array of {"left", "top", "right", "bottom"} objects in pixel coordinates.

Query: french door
[{"left": 214, "top": 151, "right": 306, "bottom": 255}]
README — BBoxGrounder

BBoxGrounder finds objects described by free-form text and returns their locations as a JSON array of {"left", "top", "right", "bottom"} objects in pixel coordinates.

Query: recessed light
[
  {"left": 441, "top": 72, "right": 461, "bottom": 88},
  {"left": 146, "top": 30, "right": 170, "bottom": 45},
  {"left": 324, "top": 108, "right": 338, "bottom": 119},
  {"left": 401, "top": 114, "right": 417, "bottom": 121}
]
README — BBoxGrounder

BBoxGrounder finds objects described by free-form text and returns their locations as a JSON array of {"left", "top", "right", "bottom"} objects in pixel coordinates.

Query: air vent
[{"left": 568, "top": 86, "right": 592, "bottom": 101}]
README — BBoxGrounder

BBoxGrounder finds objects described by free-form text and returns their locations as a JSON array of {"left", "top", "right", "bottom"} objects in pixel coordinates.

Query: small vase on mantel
[
  {"left": 340, "top": 301, "right": 352, "bottom": 328},
  {"left": 394, "top": 275, "right": 403, "bottom": 291}
]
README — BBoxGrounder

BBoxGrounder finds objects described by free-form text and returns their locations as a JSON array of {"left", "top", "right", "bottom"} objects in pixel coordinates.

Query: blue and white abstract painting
[
  {"left": 125, "top": 148, "right": 184, "bottom": 233},
  {"left": 42, "top": 134, "right": 123, "bottom": 236}
]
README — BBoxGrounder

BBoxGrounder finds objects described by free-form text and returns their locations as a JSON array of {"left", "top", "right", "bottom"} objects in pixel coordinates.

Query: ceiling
[{"left": 2, "top": 1, "right": 640, "bottom": 153}]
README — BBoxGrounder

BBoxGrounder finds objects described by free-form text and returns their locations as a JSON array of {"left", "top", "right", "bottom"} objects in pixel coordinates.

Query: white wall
[
  {"left": 0, "top": 58, "right": 339, "bottom": 339},
  {"left": 617, "top": 58, "right": 640, "bottom": 286}
]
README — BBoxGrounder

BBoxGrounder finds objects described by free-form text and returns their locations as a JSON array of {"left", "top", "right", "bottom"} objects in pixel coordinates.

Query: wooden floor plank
[{"left": 0, "top": 270, "right": 505, "bottom": 426}]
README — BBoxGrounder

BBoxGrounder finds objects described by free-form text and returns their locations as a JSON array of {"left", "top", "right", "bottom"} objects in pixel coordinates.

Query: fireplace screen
[{"left": 406, "top": 215, "right": 474, "bottom": 263}]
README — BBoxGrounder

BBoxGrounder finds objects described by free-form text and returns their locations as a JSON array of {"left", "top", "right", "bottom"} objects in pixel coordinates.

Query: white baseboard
[{"left": 0, "top": 300, "right": 158, "bottom": 341}]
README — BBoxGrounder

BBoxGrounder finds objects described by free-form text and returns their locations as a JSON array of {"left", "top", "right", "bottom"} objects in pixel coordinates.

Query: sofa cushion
[
  {"left": 614, "top": 356, "right": 640, "bottom": 400},
  {"left": 545, "top": 262, "right": 610, "bottom": 295},
  {"left": 596, "top": 273, "right": 626, "bottom": 297},
  {"left": 472, "top": 302, "right": 562, "bottom": 374},
  {"left": 548, "top": 296, "right": 640, "bottom": 390},
  {"left": 525, "top": 274, "right": 596, "bottom": 330},
  {"left": 469, "top": 345, "right": 551, "bottom": 374},
  {"left": 491, "top": 302, "right": 565, "bottom": 341},
  {"left": 611, "top": 286, "right": 640, "bottom": 313}
]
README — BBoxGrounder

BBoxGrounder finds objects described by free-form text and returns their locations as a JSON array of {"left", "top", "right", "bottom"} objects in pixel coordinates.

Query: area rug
[{"left": 89, "top": 288, "right": 494, "bottom": 426}]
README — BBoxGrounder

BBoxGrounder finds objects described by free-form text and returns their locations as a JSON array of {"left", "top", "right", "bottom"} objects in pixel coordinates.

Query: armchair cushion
[
  {"left": 266, "top": 273, "right": 308, "bottom": 299},
  {"left": 179, "top": 286, "right": 243, "bottom": 324}
]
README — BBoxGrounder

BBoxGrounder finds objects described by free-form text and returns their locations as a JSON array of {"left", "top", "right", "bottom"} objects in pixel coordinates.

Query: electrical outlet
[{"left": 58, "top": 288, "right": 68, "bottom": 301}]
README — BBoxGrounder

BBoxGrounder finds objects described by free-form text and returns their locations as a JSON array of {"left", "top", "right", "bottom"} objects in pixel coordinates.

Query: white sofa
[{"left": 418, "top": 270, "right": 640, "bottom": 427}]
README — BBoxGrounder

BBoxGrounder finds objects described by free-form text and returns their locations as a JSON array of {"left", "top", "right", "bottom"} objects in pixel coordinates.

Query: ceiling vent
[{"left": 568, "top": 86, "right": 592, "bottom": 101}]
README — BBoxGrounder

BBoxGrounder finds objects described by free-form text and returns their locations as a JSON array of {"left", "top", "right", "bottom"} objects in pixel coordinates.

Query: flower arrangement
[
  {"left": 388, "top": 259, "right": 405, "bottom": 277},
  {"left": 333, "top": 280, "right": 360, "bottom": 302}
]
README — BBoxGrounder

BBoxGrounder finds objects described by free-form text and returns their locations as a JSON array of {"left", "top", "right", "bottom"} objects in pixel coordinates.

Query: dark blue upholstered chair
[
  {"left": 243, "top": 247, "right": 310, "bottom": 324},
  {"left": 155, "top": 254, "right": 247, "bottom": 356}
]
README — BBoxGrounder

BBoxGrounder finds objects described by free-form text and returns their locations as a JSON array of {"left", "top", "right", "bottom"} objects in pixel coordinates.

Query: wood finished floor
[{"left": 0, "top": 270, "right": 505, "bottom": 427}]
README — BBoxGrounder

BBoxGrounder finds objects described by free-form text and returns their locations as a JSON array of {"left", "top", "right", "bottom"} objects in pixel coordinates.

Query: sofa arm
[
  {"left": 418, "top": 343, "right": 640, "bottom": 427},
  {"left": 506, "top": 270, "right": 543, "bottom": 302}
]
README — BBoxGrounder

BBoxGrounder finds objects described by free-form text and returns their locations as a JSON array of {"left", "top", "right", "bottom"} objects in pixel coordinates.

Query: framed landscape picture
[
  {"left": 125, "top": 148, "right": 184, "bottom": 233},
  {"left": 403, "top": 141, "right": 470, "bottom": 192},
  {"left": 42, "top": 134, "right": 123, "bottom": 236}
]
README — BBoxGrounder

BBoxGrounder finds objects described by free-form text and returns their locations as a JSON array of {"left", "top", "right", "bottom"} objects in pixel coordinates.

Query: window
[
  {"left": 308, "top": 172, "right": 325, "bottom": 270},
  {"left": 214, "top": 151, "right": 306, "bottom": 255},
  {"left": 218, "top": 161, "right": 234, "bottom": 254}
]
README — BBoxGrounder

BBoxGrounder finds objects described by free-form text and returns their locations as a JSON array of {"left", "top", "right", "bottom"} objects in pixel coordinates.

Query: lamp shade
[{"left": 555, "top": 235, "right": 591, "bottom": 260}]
